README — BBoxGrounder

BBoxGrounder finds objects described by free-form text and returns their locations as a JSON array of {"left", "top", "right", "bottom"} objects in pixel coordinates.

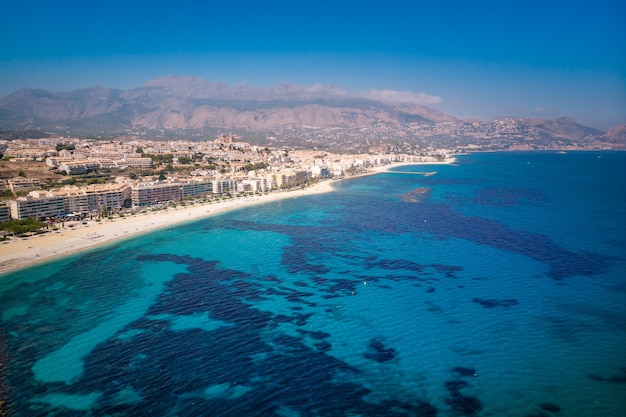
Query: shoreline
[{"left": 0, "top": 159, "right": 454, "bottom": 276}]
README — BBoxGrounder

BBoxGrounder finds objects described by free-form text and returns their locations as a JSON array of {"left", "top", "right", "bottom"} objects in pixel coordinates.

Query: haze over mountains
[
  {"left": 0, "top": 75, "right": 453, "bottom": 130},
  {"left": 0, "top": 75, "right": 623, "bottom": 151}
]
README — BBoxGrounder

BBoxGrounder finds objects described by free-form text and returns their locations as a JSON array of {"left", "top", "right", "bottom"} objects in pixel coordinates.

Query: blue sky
[{"left": 1, "top": 0, "right": 624, "bottom": 130}]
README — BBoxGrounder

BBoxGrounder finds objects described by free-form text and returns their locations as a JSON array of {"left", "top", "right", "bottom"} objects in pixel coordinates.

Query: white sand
[{"left": 0, "top": 159, "right": 454, "bottom": 275}]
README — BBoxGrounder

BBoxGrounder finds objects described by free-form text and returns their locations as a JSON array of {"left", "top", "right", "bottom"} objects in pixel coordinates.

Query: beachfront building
[
  {"left": 238, "top": 178, "right": 269, "bottom": 193},
  {"left": 131, "top": 182, "right": 183, "bottom": 207},
  {"left": 180, "top": 179, "right": 213, "bottom": 199},
  {"left": 50, "top": 183, "right": 132, "bottom": 215},
  {"left": 10, "top": 191, "right": 65, "bottom": 220},
  {"left": 330, "top": 163, "right": 345, "bottom": 177},
  {"left": 236, "top": 181, "right": 253, "bottom": 193},
  {"left": 131, "top": 177, "right": 257, "bottom": 208},
  {"left": 310, "top": 165, "right": 331, "bottom": 178},
  {"left": 270, "top": 169, "right": 310, "bottom": 188},
  {"left": 5, "top": 183, "right": 133, "bottom": 220},
  {"left": 212, "top": 179, "right": 236, "bottom": 195}
]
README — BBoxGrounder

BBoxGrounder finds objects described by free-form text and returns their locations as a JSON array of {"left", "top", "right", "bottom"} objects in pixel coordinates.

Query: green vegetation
[
  {"left": 0, "top": 218, "right": 47, "bottom": 235},
  {"left": 145, "top": 153, "right": 174, "bottom": 165},
  {"left": 346, "top": 166, "right": 361, "bottom": 175},
  {"left": 240, "top": 162, "right": 269, "bottom": 172},
  {"left": 0, "top": 190, "right": 15, "bottom": 199},
  {"left": 55, "top": 142, "right": 76, "bottom": 151},
  {"left": 86, "top": 177, "right": 106, "bottom": 185}
]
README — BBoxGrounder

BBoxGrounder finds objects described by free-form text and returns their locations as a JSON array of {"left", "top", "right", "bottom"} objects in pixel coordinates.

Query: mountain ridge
[
  {"left": 0, "top": 75, "right": 619, "bottom": 151},
  {"left": 0, "top": 75, "right": 456, "bottom": 131}
]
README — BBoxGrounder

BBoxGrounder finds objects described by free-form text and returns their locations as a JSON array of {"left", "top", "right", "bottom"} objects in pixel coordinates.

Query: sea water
[{"left": 1, "top": 151, "right": 625, "bottom": 416}]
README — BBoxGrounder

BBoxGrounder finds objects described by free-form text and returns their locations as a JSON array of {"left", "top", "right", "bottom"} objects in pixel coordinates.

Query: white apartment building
[
  {"left": 50, "top": 183, "right": 132, "bottom": 214},
  {"left": 7, "top": 183, "right": 133, "bottom": 220},
  {"left": 120, "top": 157, "right": 153, "bottom": 169},
  {"left": 310, "top": 166, "right": 331, "bottom": 178},
  {"left": 240, "top": 178, "right": 269, "bottom": 193},
  {"left": 10, "top": 192, "right": 65, "bottom": 220},
  {"left": 180, "top": 179, "right": 213, "bottom": 199},
  {"left": 131, "top": 182, "right": 183, "bottom": 207},
  {"left": 58, "top": 161, "right": 100, "bottom": 175},
  {"left": 212, "top": 179, "right": 237, "bottom": 194}
]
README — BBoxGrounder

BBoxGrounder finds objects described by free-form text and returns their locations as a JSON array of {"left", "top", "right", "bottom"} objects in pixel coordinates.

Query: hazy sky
[{"left": 1, "top": 0, "right": 624, "bottom": 130}]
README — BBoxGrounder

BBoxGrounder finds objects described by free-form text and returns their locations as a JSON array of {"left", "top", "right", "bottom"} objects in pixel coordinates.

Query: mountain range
[{"left": 0, "top": 75, "right": 623, "bottom": 151}]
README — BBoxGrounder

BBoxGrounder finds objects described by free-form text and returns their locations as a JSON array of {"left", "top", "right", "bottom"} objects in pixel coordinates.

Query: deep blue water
[{"left": 1, "top": 151, "right": 625, "bottom": 416}]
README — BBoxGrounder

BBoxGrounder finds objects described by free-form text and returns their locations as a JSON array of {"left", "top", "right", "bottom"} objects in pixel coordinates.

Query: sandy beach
[
  {"left": 0, "top": 160, "right": 453, "bottom": 275},
  {"left": 0, "top": 180, "right": 338, "bottom": 275}
]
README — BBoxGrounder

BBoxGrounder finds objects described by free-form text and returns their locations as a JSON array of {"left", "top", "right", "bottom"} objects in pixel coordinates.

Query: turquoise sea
[{"left": 1, "top": 151, "right": 625, "bottom": 416}]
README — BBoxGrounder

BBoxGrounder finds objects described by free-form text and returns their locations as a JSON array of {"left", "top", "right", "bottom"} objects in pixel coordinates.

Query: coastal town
[
  {"left": 0, "top": 132, "right": 453, "bottom": 273},
  {"left": 0, "top": 132, "right": 450, "bottom": 236}
]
